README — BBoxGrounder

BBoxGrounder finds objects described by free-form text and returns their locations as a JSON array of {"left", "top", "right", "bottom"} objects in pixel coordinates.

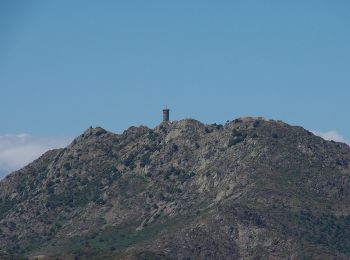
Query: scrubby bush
[
  {"left": 123, "top": 153, "right": 136, "bottom": 169},
  {"left": 228, "top": 130, "right": 247, "bottom": 146},
  {"left": 140, "top": 153, "right": 151, "bottom": 167},
  {"left": 95, "top": 128, "right": 107, "bottom": 136},
  {"left": 253, "top": 120, "right": 260, "bottom": 128}
]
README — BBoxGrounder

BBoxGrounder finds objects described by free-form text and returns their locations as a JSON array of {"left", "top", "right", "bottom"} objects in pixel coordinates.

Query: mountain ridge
[{"left": 1, "top": 117, "right": 350, "bottom": 259}]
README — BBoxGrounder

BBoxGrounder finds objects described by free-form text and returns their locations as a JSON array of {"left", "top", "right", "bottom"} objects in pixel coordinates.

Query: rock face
[{"left": 1, "top": 117, "right": 350, "bottom": 259}]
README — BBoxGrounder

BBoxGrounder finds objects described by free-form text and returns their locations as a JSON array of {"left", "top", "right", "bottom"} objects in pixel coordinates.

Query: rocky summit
[{"left": 1, "top": 117, "right": 350, "bottom": 259}]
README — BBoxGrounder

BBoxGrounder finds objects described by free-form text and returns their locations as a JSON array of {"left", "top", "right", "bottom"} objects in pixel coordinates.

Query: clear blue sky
[{"left": 1, "top": 0, "right": 349, "bottom": 138}]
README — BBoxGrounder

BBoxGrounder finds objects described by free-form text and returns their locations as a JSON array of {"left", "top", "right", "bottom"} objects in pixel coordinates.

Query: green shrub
[
  {"left": 95, "top": 129, "right": 107, "bottom": 136},
  {"left": 253, "top": 120, "right": 261, "bottom": 127},
  {"left": 140, "top": 153, "right": 151, "bottom": 167},
  {"left": 123, "top": 154, "right": 136, "bottom": 168},
  {"left": 228, "top": 131, "right": 247, "bottom": 146},
  {"left": 63, "top": 163, "right": 72, "bottom": 171}
]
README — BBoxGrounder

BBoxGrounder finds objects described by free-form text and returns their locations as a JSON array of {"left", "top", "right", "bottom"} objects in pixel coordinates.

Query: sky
[{"left": 0, "top": 1, "right": 349, "bottom": 177}]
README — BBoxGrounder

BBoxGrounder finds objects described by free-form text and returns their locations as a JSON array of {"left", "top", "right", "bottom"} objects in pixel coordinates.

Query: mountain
[{"left": 1, "top": 117, "right": 350, "bottom": 259}]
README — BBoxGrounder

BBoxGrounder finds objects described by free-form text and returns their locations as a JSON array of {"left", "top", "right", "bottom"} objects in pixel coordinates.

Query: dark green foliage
[
  {"left": 0, "top": 198, "right": 17, "bottom": 219},
  {"left": 147, "top": 132, "right": 158, "bottom": 142},
  {"left": 47, "top": 186, "right": 54, "bottom": 194},
  {"left": 228, "top": 130, "right": 247, "bottom": 146},
  {"left": 140, "top": 153, "right": 151, "bottom": 167},
  {"left": 205, "top": 127, "right": 213, "bottom": 133},
  {"left": 336, "top": 159, "right": 348, "bottom": 166},
  {"left": 253, "top": 120, "right": 261, "bottom": 128},
  {"left": 95, "top": 128, "right": 107, "bottom": 136},
  {"left": 45, "top": 167, "right": 120, "bottom": 210},
  {"left": 170, "top": 166, "right": 181, "bottom": 176},
  {"left": 179, "top": 172, "right": 195, "bottom": 183},
  {"left": 63, "top": 163, "right": 72, "bottom": 171},
  {"left": 274, "top": 210, "right": 350, "bottom": 254},
  {"left": 212, "top": 123, "right": 223, "bottom": 130},
  {"left": 171, "top": 143, "right": 178, "bottom": 152},
  {"left": 123, "top": 153, "right": 136, "bottom": 168},
  {"left": 272, "top": 133, "right": 279, "bottom": 138},
  {"left": 7, "top": 222, "right": 16, "bottom": 231},
  {"left": 50, "top": 216, "right": 192, "bottom": 258}
]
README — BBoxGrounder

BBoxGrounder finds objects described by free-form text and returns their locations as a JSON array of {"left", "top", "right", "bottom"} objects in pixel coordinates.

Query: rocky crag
[{"left": 1, "top": 117, "right": 350, "bottom": 259}]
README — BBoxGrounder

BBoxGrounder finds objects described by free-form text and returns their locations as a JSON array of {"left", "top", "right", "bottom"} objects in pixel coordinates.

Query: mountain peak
[
  {"left": 1, "top": 117, "right": 350, "bottom": 258},
  {"left": 82, "top": 126, "right": 108, "bottom": 137}
]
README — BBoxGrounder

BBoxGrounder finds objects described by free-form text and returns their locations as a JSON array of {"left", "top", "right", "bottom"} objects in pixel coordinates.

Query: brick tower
[{"left": 163, "top": 107, "right": 170, "bottom": 122}]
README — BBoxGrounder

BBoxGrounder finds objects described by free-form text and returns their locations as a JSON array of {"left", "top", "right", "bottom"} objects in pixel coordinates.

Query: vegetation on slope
[{"left": 0, "top": 118, "right": 349, "bottom": 259}]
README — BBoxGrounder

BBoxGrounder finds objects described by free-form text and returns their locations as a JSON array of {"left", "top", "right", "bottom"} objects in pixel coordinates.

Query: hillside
[{"left": 1, "top": 117, "right": 350, "bottom": 259}]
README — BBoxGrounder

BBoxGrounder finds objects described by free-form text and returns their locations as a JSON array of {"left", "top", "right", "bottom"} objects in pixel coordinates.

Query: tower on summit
[{"left": 163, "top": 107, "right": 170, "bottom": 122}]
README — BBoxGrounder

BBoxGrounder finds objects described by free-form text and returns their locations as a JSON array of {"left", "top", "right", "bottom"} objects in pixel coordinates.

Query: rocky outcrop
[{"left": 0, "top": 117, "right": 350, "bottom": 259}]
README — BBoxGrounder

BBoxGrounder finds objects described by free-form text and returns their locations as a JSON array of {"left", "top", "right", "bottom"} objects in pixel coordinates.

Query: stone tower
[{"left": 163, "top": 107, "right": 170, "bottom": 122}]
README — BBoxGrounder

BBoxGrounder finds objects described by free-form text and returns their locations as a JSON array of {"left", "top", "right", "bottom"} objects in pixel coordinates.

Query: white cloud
[
  {"left": 0, "top": 134, "right": 71, "bottom": 179},
  {"left": 312, "top": 130, "right": 349, "bottom": 145}
]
